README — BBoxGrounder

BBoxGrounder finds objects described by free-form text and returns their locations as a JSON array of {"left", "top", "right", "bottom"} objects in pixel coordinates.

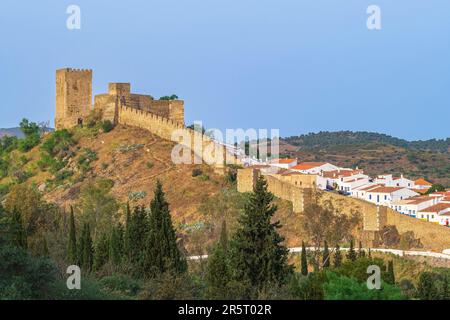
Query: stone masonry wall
[{"left": 118, "top": 106, "right": 236, "bottom": 168}]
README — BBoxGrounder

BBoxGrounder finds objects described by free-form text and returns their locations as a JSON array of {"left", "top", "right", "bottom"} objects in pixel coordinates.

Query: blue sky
[{"left": 0, "top": 0, "right": 449, "bottom": 140}]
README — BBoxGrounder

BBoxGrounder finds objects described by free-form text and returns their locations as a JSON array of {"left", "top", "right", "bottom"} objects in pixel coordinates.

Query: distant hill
[
  {"left": 284, "top": 131, "right": 450, "bottom": 153},
  {"left": 0, "top": 127, "right": 24, "bottom": 138},
  {"left": 281, "top": 131, "right": 450, "bottom": 187}
]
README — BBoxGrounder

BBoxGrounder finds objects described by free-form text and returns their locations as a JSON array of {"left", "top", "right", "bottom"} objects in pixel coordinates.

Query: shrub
[
  {"left": 101, "top": 120, "right": 114, "bottom": 133},
  {"left": 192, "top": 168, "right": 203, "bottom": 177},
  {"left": 146, "top": 161, "right": 154, "bottom": 169}
]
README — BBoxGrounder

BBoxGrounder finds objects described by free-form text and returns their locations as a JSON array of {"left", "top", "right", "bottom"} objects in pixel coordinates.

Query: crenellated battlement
[{"left": 58, "top": 68, "right": 93, "bottom": 74}]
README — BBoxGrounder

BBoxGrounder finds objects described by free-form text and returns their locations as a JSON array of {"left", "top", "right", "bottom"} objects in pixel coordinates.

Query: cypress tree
[
  {"left": 229, "top": 175, "right": 292, "bottom": 295},
  {"left": 346, "top": 239, "right": 357, "bottom": 262},
  {"left": 322, "top": 241, "right": 330, "bottom": 269},
  {"left": 368, "top": 248, "right": 372, "bottom": 259},
  {"left": 93, "top": 232, "right": 110, "bottom": 271},
  {"left": 358, "top": 241, "right": 366, "bottom": 258},
  {"left": 123, "top": 203, "right": 132, "bottom": 260},
  {"left": 10, "top": 210, "right": 27, "bottom": 249},
  {"left": 144, "top": 180, "right": 186, "bottom": 277},
  {"left": 301, "top": 240, "right": 308, "bottom": 276},
  {"left": 67, "top": 207, "right": 78, "bottom": 265},
  {"left": 79, "top": 223, "right": 94, "bottom": 272},
  {"left": 128, "top": 205, "right": 148, "bottom": 273},
  {"left": 206, "top": 220, "right": 230, "bottom": 299},
  {"left": 334, "top": 244, "right": 342, "bottom": 268},
  {"left": 386, "top": 260, "right": 395, "bottom": 284},
  {"left": 110, "top": 223, "right": 124, "bottom": 266}
]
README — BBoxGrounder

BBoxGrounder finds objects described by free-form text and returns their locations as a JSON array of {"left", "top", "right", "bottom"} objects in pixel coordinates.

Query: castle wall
[{"left": 118, "top": 106, "right": 236, "bottom": 168}]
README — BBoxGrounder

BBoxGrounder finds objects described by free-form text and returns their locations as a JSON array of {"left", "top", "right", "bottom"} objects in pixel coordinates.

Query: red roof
[
  {"left": 420, "top": 203, "right": 450, "bottom": 213},
  {"left": 292, "top": 162, "right": 327, "bottom": 170},
  {"left": 270, "top": 158, "right": 297, "bottom": 164},
  {"left": 368, "top": 186, "right": 404, "bottom": 194},
  {"left": 415, "top": 178, "right": 432, "bottom": 186}
]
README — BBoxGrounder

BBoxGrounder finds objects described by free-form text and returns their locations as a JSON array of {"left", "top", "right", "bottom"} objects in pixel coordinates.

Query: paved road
[{"left": 188, "top": 247, "right": 450, "bottom": 261}]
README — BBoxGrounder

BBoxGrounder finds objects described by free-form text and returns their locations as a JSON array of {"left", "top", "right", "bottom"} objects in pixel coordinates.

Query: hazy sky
[{"left": 0, "top": 1, "right": 449, "bottom": 140}]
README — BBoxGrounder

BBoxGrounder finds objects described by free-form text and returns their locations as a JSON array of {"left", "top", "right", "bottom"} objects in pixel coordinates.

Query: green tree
[
  {"left": 67, "top": 207, "right": 78, "bottom": 265},
  {"left": 109, "top": 223, "right": 124, "bottom": 266},
  {"left": 358, "top": 241, "right": 366, "bottom": 258},
  {"left": 334, "top": 244, "right": 342, "bottom": 268},
  {"left": 322, "top": 241, "right": 330, "bottom": 269},
  {"left": 79, "top": 223, "right": 94, "bottom": 273},
  {"left": 425, "top": 184, "right": 446, "bottom": 194},
  {"left": 144, "top": 181, "right": 186, "bottom": 277},
  {"left": 93, "top": 232, "right": 109, "bottom": 271},
  {"left": 301, "top": 241, "right": 308, "bottom": 276},
  {"left": 127, "top": 206, "right": 148, "bottom": 273},
  {"left": 386, "top": 260, "right": 395, "bottom": 285},
  {"left": 206, "top": 220, "right": 231, "bottom": 299},
  {"left": 346, "top": 239, "right": 357, "bottom": 262},
  {"left": 18, "top": 118, "right": 41, "bottom": 152},
  {"left": 229, "top": 176, "right": 292, "bottom": 297},
  {"left": 10, "top": 210, "right": 27, "bottom": 249}
]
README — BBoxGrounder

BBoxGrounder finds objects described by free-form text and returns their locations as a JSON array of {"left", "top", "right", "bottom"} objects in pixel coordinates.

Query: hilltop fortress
[{"left": 55, "top": 68, "right": 234, "bottom": 168}]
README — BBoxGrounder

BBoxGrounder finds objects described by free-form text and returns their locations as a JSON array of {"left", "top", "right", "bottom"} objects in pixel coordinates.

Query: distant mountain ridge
[
  {"left": 0, "top": 127, "right": 24, "bottom": 138},
  {"left": 284, "top": 131, "right": 450, "bottom": 153}
]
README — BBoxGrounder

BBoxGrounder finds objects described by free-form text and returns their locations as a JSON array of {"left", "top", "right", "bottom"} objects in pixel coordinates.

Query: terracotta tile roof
[
  {"left": 415, "top": 178, "right": 432, "bottom": 186},
  {"left": 420, "top": 203, "right": 450, "bottom": 213},
  {"left": 410, "top": 188, "right": 428, "bottom": 194},
  {"left": 406, "top": 196, "right": 434, "bottom": 205},
  {"left": 321, "top": 169, "right": 360, "bottom": 178},
  {"left": 292, "top": 162, "right": 327, "bottom": 170},
  {"left": 368, "top": 186, "right": 405, "bottom": 193},
  {"left": 358, "top": 184, "right": 382, "bottom": 191},
  {"left": 270, "top": 158, "right": 297, "bottom": 164}
]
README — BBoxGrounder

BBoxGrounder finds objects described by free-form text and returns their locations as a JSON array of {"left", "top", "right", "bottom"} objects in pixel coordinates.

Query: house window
[
  {"left": 369, "top": 195, "right": 372, "bottom": 200},
  {"left": 432, "top": 215, "right": 434, "bottom": 219},
  {"left": 384, "top": 195, "right": 387, "bottom": 200}
]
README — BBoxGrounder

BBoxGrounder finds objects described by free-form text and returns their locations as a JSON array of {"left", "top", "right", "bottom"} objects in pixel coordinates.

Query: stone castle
[
  {"left": 55, "top": 68, "right": 184, "bottom": 129},
  {"left": 55, "top": 68, "right": 235, "bottom": 168}
]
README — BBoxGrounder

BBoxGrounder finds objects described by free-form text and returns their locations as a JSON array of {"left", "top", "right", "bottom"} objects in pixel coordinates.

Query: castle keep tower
[{"left": 55, "top": 68, "right": 92, "bottom": 130}]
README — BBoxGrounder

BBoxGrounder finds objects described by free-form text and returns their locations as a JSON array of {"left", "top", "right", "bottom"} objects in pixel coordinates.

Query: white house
[
  {"left": 418, "top": 203, "right": 450, "bottom": 225},
  {"left": 390, "top": 196, "right": 440, "bottom": 218},
  {"left": 319, "top": 169, "right": 371, "bottom": 194},
  {"left": 364, "top": 186, "right": 419, "bottom": 206},
  {"left": 291, "top": 162, "right": 339, "bottom": 174},
  {"left": 375, "top": 174, "right": 415, "bottom": 189}
]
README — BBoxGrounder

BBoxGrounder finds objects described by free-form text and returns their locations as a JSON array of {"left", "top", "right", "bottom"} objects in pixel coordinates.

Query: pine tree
[
  {"left": 93, "top": 232, "right": 109, "bottom": 271},
  {"left": 10, "top": 209, "right": 27, "bottom": 249},
  {"left": 67, "top": 207, "right": 78, "bottom": 264},
  {"left": 358, "top": 241, "right": 366, "bottom": 258},
  {"left": 322, "top": 241, "right": 330, "bottom": 269},
  {"left": 79, "top": 223, "right": 94, "bottom": 272},
  {"left": 346, "top": 239, "right": 357, "bottom": 262},
  {"left": 386, "top": 260, "right": 395, "bottom": 284},
  {"left": 110, "top": 223, "right": 124, "bottom": 266},
  {"left": 123, "top": 202, "right": 132, "bottom": 260},
  {"left": 144, "top": 181, "right": 186, "bottom": 277},
  {"left": 301, "top": 240, "right": 308, "bottom": 276},
  {"left": 206, "top": 220, "right": 230, "bottom": 299},
  {"left": 334, "top": 244, "right": 342, "bottom": 268},
  {"left": 229, "top": 175, "right": 292, "bottom": 295}
]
